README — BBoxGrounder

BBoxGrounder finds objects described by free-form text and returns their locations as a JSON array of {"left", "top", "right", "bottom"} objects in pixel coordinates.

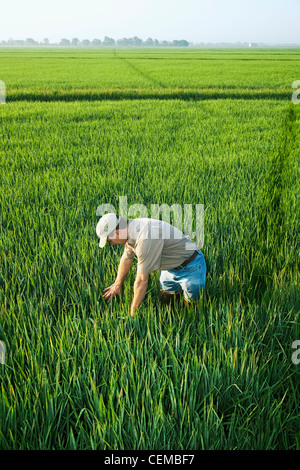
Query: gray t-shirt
[{"left": 123, "top": 218, "right": 197, "bottom": 274}]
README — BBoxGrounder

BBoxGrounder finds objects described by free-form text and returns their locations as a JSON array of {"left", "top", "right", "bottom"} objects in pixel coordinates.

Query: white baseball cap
[{"left": 96, "top": 213, "right": 119, "bottom": 248}]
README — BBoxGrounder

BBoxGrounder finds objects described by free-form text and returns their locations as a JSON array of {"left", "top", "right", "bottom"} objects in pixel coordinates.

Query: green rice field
[{"left": 0, "top": 48, "right": 299, "bottom": 450}]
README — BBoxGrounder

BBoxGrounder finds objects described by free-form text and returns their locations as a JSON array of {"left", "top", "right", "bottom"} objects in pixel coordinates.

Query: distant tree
[
  {"left": 82, "top": 39, "right": 90, "bottom": 46},
  {"left": 154, "top": 39, "right": 159, "bottom": 47},
  {"left": 60, "top": 38, "right": 71, "bottom": 46},
  {"left": 5, "top": 38, "right": 25, "bottom": 45},
  {"left": 145, "top": 37, "right": 154, "bottom": 46},
  {"left": 133, "top": 36, "right": 143, "bottom": 46},
  {"left": 161, "top": 40, "right": 168, "bottom": 47},
  {"left": 92, "top": 38, "right": 102, "bottom": 46},
  {"left": 72, "top": 38, "right": 80, "bottom": 46},
  {"left": 117, "top": 37, "right": 136, "bottom": 46},
  {"left": 26, "top": 38, "right": 38, "bottom": 46},
  {"left": 172, "top": 40, "right": 189, "bottom": 47},
  {"left": 42, "top": 38, "right": 50, "bottom": 45},
  {"left": 103, "top": 36, "right": 115, "bottom": 46},
  {"left": 116, "top": 38, "right": 126, "bottom": 46}
]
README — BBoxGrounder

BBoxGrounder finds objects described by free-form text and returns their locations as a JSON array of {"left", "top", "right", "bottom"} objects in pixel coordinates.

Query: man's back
[{"left": 124, "top": 218, "right": 197, "bottom": 274}]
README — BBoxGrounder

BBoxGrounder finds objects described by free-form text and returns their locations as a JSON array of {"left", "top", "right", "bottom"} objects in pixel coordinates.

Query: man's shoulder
[{"left": 136, "top": 218, "right": 163, "bottom": 239}]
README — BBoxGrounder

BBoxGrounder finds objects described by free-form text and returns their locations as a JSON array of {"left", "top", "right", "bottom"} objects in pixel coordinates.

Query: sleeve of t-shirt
[
  {"left": 123, "top": 242, "right": 136, "bottom": 260},
  {"left": 136, "top": 238, "right": 164, "bottom": 274}
]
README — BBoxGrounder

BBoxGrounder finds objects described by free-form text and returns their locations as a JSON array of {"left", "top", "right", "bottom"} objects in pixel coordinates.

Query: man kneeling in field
[{"left": 96, "top": 213, "right": 207, "bottom": 318}]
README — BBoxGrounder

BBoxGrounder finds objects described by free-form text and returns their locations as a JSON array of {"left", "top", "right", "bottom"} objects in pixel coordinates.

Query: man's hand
[
  {"left": 103, "top": 255, "right": 133, "bottom": 304},
  {"left": 103, "top": 282, "right": 122, "bottom": 303}
]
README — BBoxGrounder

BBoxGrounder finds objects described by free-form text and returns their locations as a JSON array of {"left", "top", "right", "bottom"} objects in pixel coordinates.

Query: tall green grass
[
  {"left": 0, "top": 48, "right": 298, "bottom": 101},
  {"left": 248, "top": 104, "right": 299, "bottom": 294}
]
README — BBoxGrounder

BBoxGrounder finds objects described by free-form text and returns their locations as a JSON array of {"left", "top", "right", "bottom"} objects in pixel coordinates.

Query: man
[{"left": 96, "top": 213, "right": 207, "bottom": 318}]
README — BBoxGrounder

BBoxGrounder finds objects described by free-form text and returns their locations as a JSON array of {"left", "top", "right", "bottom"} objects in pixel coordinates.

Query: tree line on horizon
[{"left": 0, "top": 36, "right": 189, "bottom": 47}]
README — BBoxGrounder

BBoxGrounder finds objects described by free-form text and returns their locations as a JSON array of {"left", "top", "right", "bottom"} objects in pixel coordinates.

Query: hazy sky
[{"left": 1, "top": 0, "right": 300, "bottom": 44}]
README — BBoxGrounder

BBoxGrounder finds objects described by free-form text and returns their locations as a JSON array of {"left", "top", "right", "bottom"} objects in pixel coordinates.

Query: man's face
[
  {"left": 107, "top": 233, "right": 116, "bottom": 245},
  {"left": 107, "top": 229, "right": 127, "bottom": 246}
]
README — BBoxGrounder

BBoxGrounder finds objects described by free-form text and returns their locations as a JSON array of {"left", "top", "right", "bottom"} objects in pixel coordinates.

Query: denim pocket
[{"left": 182, "top": 257, "right": 200, "bottom": 272}]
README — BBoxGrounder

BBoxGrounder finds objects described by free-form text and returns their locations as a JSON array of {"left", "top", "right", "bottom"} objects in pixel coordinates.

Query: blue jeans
[{"left": 159, "top": 250, "right": 207, "bottom": 302}]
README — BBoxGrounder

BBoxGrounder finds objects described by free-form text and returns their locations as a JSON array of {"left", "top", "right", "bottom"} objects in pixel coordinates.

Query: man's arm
[
  {"left": 103, "top": 254, "right": 133, "bottom": 302},
  {"left": 130, "top": 272, "right": 149, "bottom": 318},
  {"left": 115, "top": 253, "right": 134, "bottom": 286}
]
